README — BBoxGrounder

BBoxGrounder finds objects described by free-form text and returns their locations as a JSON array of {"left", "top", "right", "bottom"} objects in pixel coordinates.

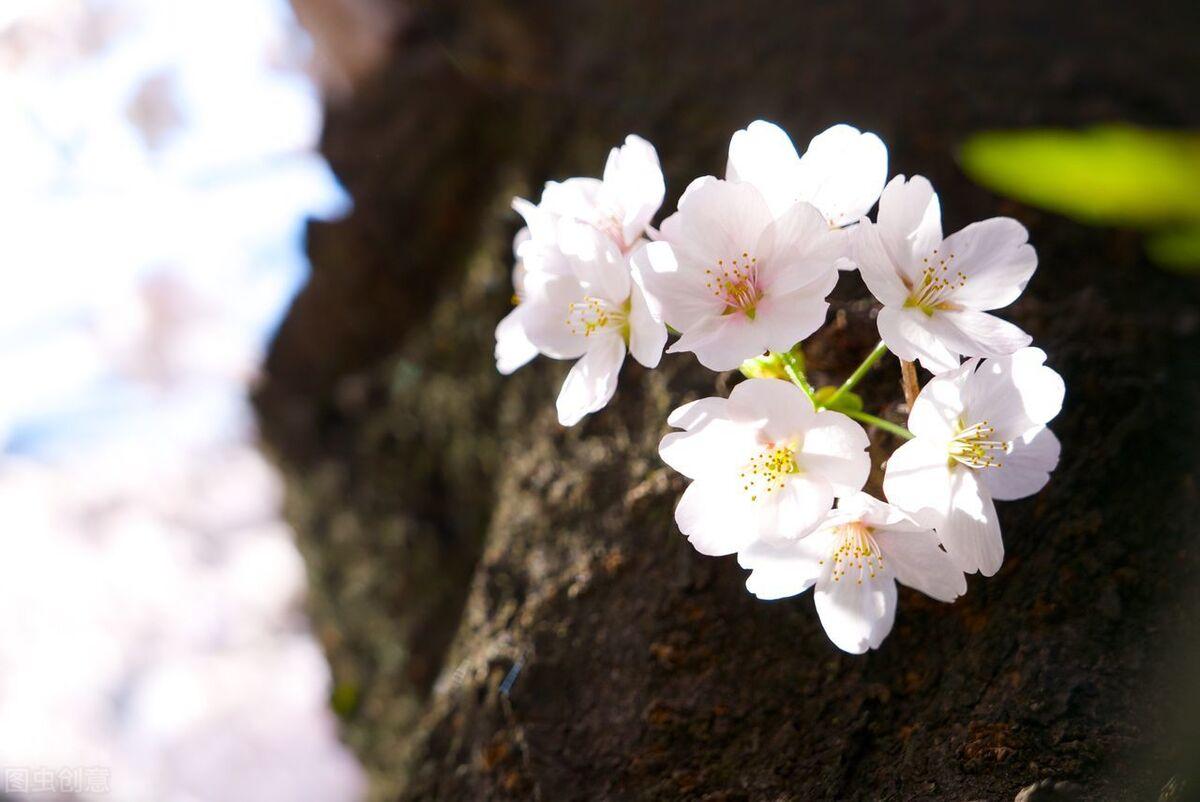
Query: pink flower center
[
  {"left": 594, "top": 213, "right": 627, "bottom": 251},
  {"left": 705, "top": 252, "right": 763, "bottom": 319}
]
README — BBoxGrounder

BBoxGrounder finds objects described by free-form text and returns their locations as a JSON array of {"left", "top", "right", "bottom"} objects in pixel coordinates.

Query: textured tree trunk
[{"left": 256, "top": 1, "right": 1200, "bottom": 799}]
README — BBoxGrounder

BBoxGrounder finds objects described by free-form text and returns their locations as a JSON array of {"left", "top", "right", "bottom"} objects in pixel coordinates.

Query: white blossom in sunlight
[
  {"left": 519, "top": 221, "right": 667, "bottom": 425},
  {"left": 493, "top": 228, "right": 543, "bottom": 375},
  {"left": 740, "top": 491, "right": 966, "bottom": 653},
  {"left": 633, "top": 178, "right": 842, "bottom": 371},
  {"left": 495, "top": 135, "right": 664, "bottom": 376},
  {"left": 659, "top": 378, "right": 870, "bottom": 556},
  {"left": 883, "top": 347, "right": 1064, "bottom": 576},
  {"left": 853, "top": 175, "right": 1036, "bottom": 371},
  {"left": 507, "top": 133, "right": 664, "bottom": 254},
  {"left": 537, "top": 134, "right": 665, "bottom": 253},
  {"left": 726, "top": 120, "right": 888, "bottom": 231},
  {"left": 491, "top": 121, "right": 1067, "bottom": 658}
]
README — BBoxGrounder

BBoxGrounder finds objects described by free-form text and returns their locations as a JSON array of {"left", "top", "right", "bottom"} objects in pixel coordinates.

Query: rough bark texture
[{"left": 256, "top": 1, "right": 1200, "bottom": 799}]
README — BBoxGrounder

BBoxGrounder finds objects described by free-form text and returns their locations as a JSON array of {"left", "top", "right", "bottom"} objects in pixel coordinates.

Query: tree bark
[{"left": 256, "top": 1, "right": 1200, "bottom": 799}]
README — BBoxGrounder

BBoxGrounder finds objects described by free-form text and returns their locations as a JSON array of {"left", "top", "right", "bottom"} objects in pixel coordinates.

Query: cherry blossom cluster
[{"left": 495, "top": 122, "right": 1064, "bottom": 654}]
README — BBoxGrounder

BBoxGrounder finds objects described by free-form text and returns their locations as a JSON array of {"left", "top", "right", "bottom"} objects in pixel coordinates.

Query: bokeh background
[{"left": 0, "top": 1, "right": 364, "bottom": 799}]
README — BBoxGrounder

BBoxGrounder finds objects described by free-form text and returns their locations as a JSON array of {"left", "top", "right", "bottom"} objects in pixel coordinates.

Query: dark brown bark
[{"left": 256, "top": 1, "right": 1200, "bottom": 799}]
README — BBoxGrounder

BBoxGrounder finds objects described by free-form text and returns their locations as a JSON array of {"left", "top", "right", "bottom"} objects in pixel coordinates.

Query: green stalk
[
  {"left": 821, "top": 340, "right": 888, "bottom": 410},
  {"left": 776, "top": 350, "right": 817, "bottom": 407},
  {"left": 843, "top": 410, "right": 913, "bottom": 440}
]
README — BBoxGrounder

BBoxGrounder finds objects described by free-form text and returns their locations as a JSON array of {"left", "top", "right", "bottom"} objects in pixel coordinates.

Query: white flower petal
[
  {"left": 522, "top": 277, "right": 589, "bottom": 360},
  {"left": 518, "top": 239, "right": 575, "bottom": 284},
  {"left": 876, "top": 305, "right": 960, "bottom": 372},
  {"left": 794, "top": 124, "right": 888, "bottom": 227},
  {"left": 873, "top": 527, "right": 966, "bottom": 602},
  {"left": 814, "top": 570, "right": 897, "bottom": 654},
  {"left": 797, "top": 411, "right": 871, "bottom": 496},
  {"left": 876, "top": 174, "right": 942, "bottom": 279},
  {"left": 963, "top": 347, "right": 1065, "bottom": 437},
  {"left": 725, "top": 120, "right": 803, "bottom": 216},
  {"left": 510, "top": 259, "right": 529, "bottom": 297},
  {"left": 659, "top": 418, "right": 758, "bottom": 481},
  {"left": 729, "top": 475, "right": 833, "bottom": 544},
  {"left": 851, "top": 219, "right": 909, "bottom": 306},
  {"left": 757, "top": 202, "right": 846, "bottom": 295},
  {"left": 675, "top": 477, "right": 758, "bottom": 556},
  {"left": 602, "top": 134, "right": 665, "bottom": 244},
  {"left": 557, "top": 220, "right": 631, "bottom": 303},
  {"left": 980, "top": 426, "right": 1061, "bottom": 501},
  {"left": 929, "top": 309, "right": 1032, "bottom": 360},
  {"left": 836, "top": 491, "right": 915, "bottom": 529},
  {"left": 513, "top": 226, "right": 531, "bottom": 258},
  {"left": 666, "top": 397, "right": 731, "bottom": 430},
  {"left": 882, "top": 437, "right": 954, "bottom": 527},
  {"left": 757, "top": 278, "right": 837, "bottom": 355},
  {"left": 513, "top": 196, "right": 559, "bottom": 243},
  {"left": 906, "top": 358, "right": 975, "bottom": 440},
  {"left": 671, "top": 178, "right": 775, "bottom": 265},
  {"left": 939, "top": 468, "right": 1004, "bottom": 576},
  {"left": 539, "top": 177, "right": 603, "bottom": 220},
  {"left": 631, "top": 240, "right": 724, "bottom": 330},
  {"left": 494, "top": 305, "right": 538, "bottom": 375},
  {"left": 727, "top": 378, "right": 815, "bottom": 437},
  {"left": 738, "top": 530, "right": 833, "bottom": 599},
  {"left": 673, "top": 175, "right": 719, "bottom": 213},
  {"left": 628, "top": 277, "right": 667, "bottom": 368},
  {"left": 772, "top": 476, "right": 836, "bottom": 539},
  {"left": 669, "top": 313, "right": 769, "bottom": 372},
  {"left": 939, "top": 217, "right": 1037, "bottom": 311},
  {"left": 555, "top": 335, "right": 626, "bottom": 426},
  {"left": 628, "top": 242, "right": 664, "bottom": 322}
]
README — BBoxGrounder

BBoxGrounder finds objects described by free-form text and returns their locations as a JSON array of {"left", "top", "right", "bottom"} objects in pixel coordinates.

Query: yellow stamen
[{"left": 739, "top": 441, "right": 799, "bottom": 502}]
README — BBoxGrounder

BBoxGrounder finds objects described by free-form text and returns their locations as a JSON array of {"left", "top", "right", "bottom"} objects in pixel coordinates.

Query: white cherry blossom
[
  {"left": 883, "top": 347, "right": 1064, "bottom": 576},
  {"left": 519, "top": 221, "right": 666, "bottom": 425},
  {"left": 726, "top": 120, "right": 888, "bottom": 229},
  {"left": 521, "top": 134, "right": 665, "bottom": 253},
  {"left": 853, "top": 175, "right": 1037, "bottom": 372},
  {"left": 633, "top": 178, "right": 842, "bottom": 371},
  {"left": 659, "top": 378, "right": 870, "bottom": 556},
  {"left": 495, "top": 135, "right": 664, "bottom": 376},
  {"left": 494, "top": 226, "right": 546, "bottom": 375},
  {"left": 739, "top": 492, "right": 966, "bottom": 654}
]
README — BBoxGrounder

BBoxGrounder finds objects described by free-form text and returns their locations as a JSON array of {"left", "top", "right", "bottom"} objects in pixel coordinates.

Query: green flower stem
[
  {"left": 775, "top": 350, "right": 817, "bottom": 407},
  {"left": 821, "top": 340, "right": 888, "bottom": 410},
  {"left": 843, "top": 409, "right": 913, "bottom": 440}
]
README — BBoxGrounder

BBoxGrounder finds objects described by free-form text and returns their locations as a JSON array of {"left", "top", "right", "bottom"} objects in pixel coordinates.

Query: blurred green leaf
[
  {"left": 959, "top": 126, "right": 1200, "bottom": 227},
  {"left": 739, "top": 352, "right": 789, "bottom": 380},
  {"left": 814, "top": 386, "right": 863, "bottom": 413},
  {"left": 1145, "top": 226, "right": 1200, "bottom": 272}
]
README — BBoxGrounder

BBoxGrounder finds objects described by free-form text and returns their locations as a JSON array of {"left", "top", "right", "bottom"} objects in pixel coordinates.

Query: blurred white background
[{"left": 0, "top": 0, "right": 366, "bottom": 799}]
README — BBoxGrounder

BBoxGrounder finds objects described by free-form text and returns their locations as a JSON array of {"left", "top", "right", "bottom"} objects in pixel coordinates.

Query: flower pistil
[
  {"left": 904, "top": 249, "right": 966, "bottom": 316},
  {"left": 948, "top": 419, "right": 1010, "bottom": 469},
  {"left": 705, "top": 253, "right": 763, "bottom": 319},
  {"left": 739, "top": 441, "right": 799, "bottom": 501},
  {"left": 822, "top": 521, "right": 884, "bottom": 585},
  {"left": 566, "top": 295, "right": 628, "bottom": 338}
]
